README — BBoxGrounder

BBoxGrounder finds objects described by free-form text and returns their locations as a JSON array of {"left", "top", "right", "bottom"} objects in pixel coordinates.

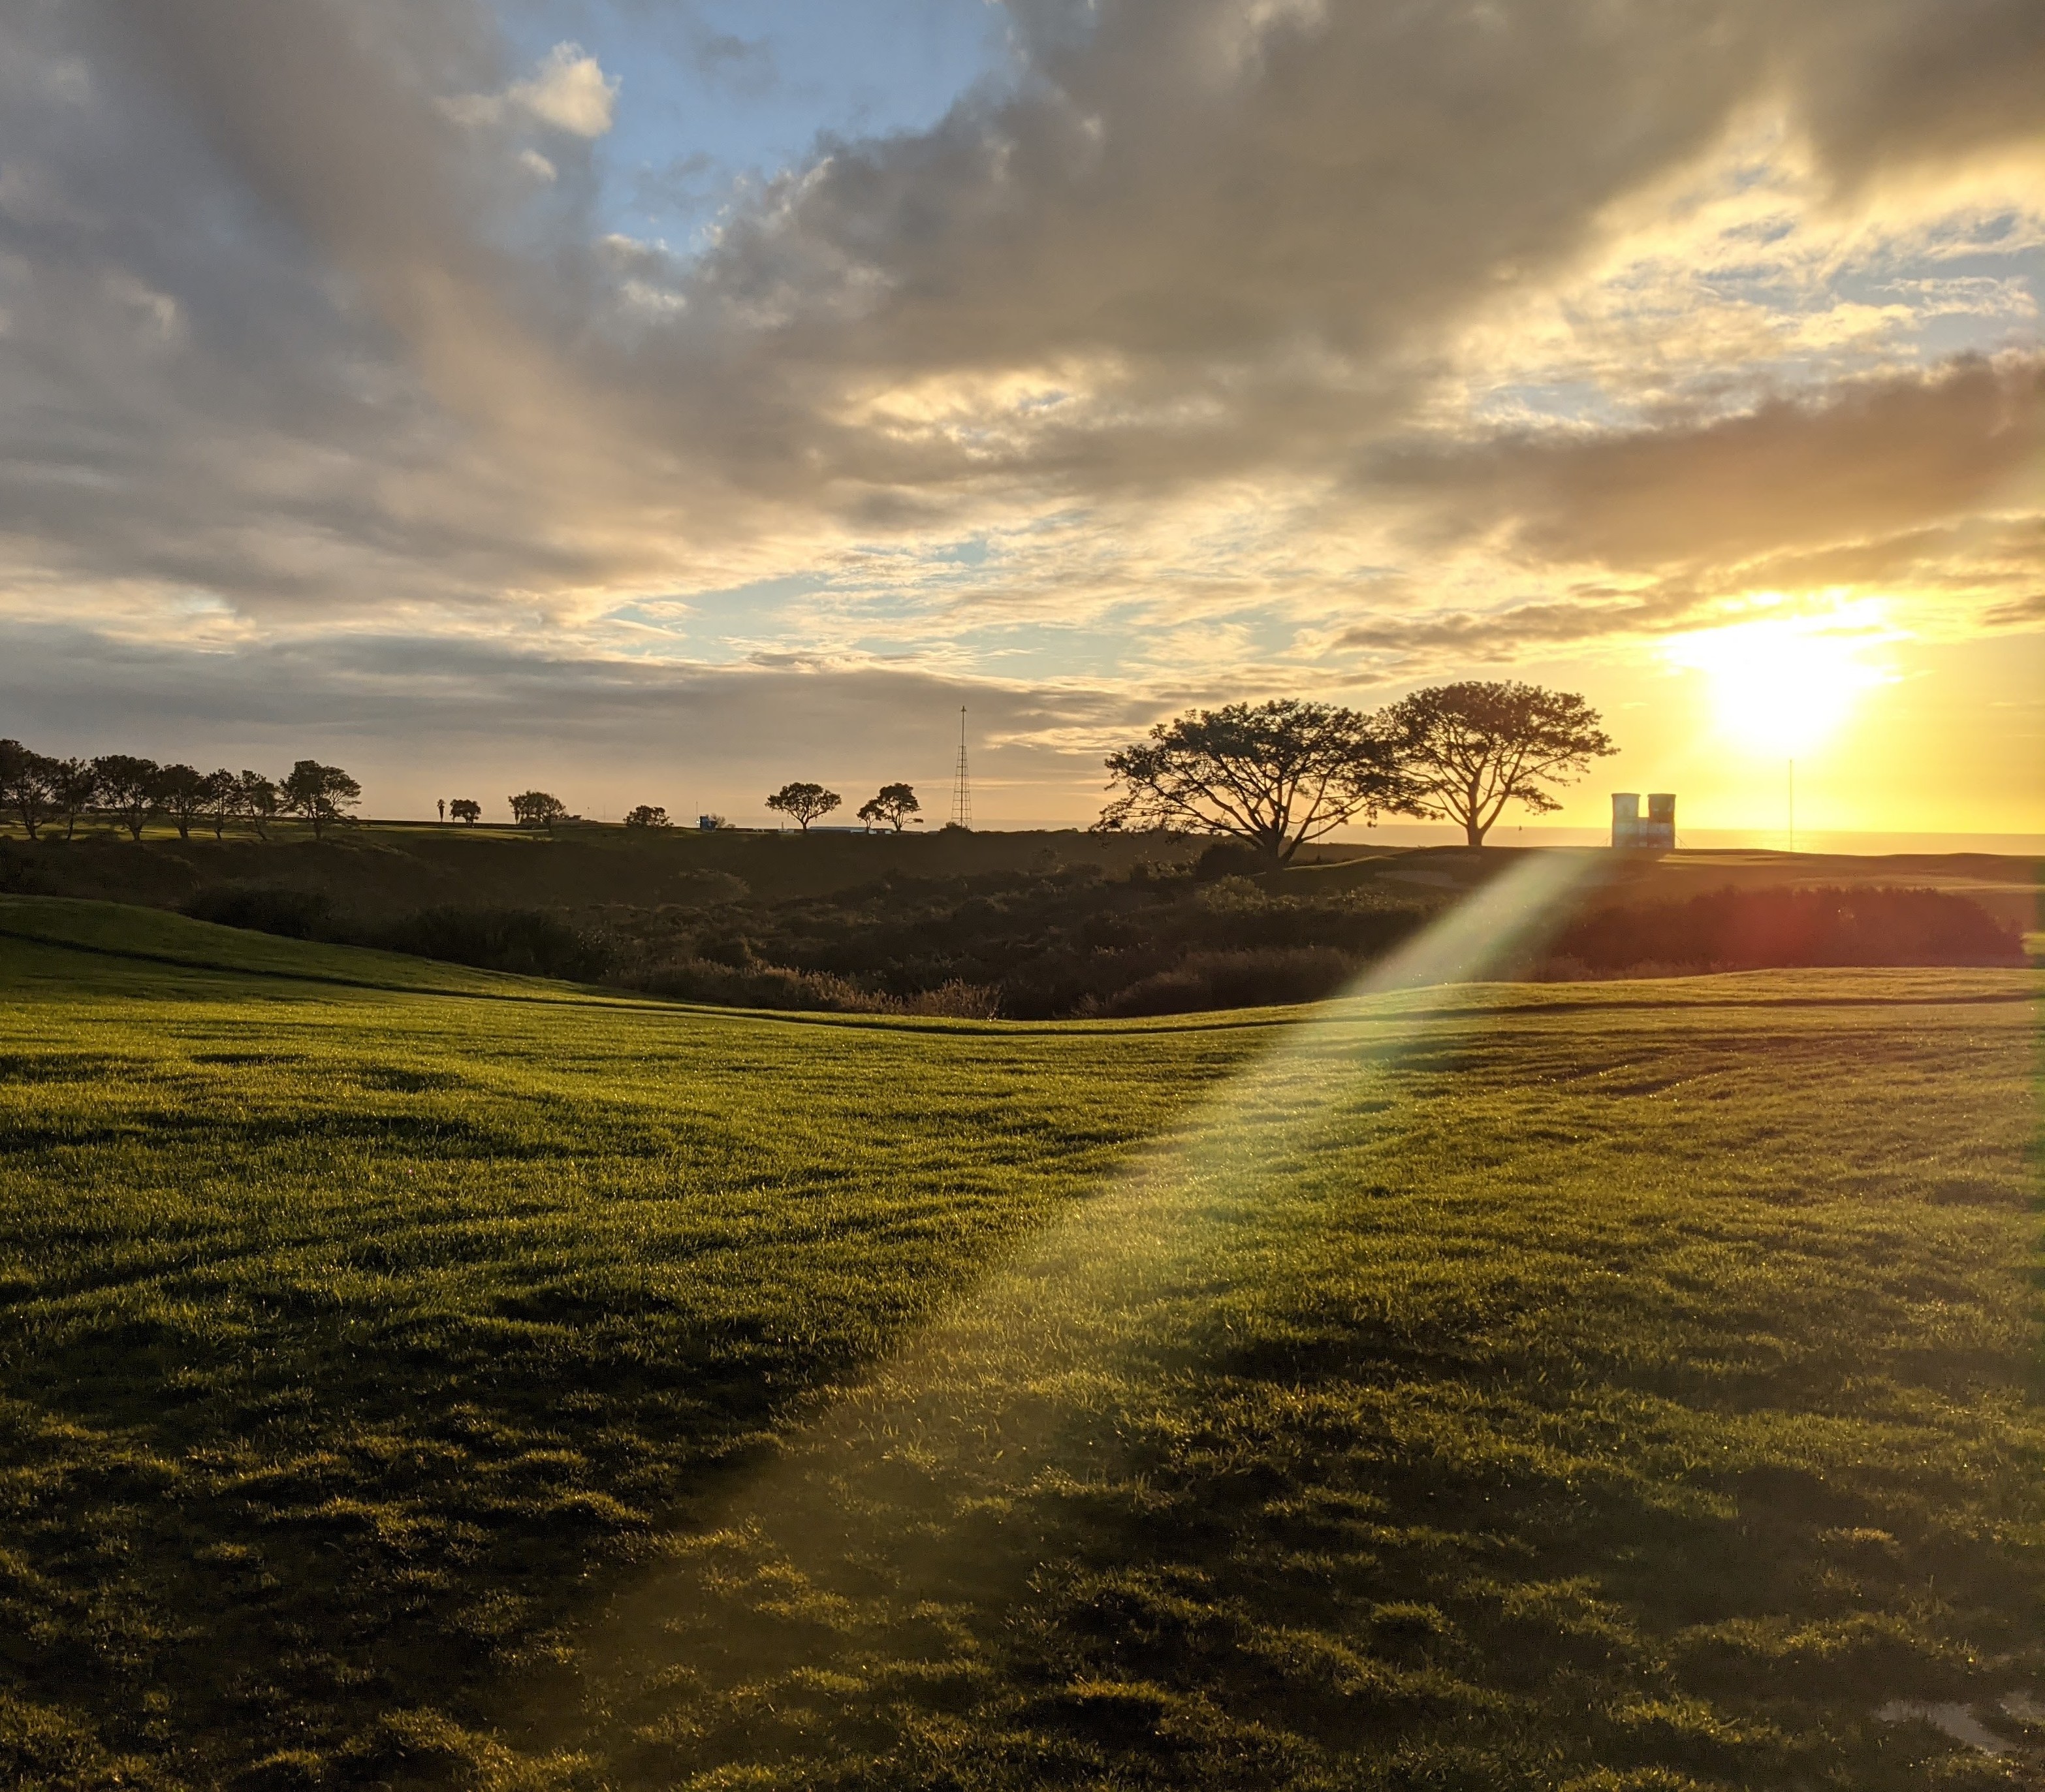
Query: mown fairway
[{"left": 0, "top": 896, "right": 2039, "bottom": 1790}]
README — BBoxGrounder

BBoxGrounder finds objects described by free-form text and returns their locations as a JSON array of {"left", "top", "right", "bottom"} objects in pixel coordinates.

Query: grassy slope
[{"left": 0, "top": 903, "right": 2039, "bottom": 1789}]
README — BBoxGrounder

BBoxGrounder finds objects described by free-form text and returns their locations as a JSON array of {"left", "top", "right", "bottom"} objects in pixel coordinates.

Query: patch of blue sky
[
  {"left": 494, "top": 0, "right": 1016, "bottom": 249},
  {"left": 928, "top": 536, "right": 991, "bottom": 566},
  {"left": 1468, "top": 378, "right": 1637, "bottom": 430},
  {"left": 603, "top": 570, "right": 830, "bottom": 660}
]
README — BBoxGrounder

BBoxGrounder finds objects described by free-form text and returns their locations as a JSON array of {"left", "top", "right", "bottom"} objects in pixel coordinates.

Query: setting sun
[{"left": 1664, "top": 609, "right": 1898, "bottom": 759}]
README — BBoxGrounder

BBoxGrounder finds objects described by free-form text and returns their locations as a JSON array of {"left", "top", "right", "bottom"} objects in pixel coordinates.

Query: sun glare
[{"left": 1664, "top": 607, "right": 1898, "bottom": 758}]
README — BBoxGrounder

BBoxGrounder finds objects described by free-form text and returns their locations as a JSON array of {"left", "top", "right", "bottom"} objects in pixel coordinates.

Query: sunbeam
[{"left": 504, "top": 851, "right": 1607, "bottom": 1776}]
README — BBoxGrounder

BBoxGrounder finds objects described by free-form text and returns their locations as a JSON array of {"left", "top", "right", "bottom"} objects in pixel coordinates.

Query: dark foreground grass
[{"left": 0, "top": 897, "right": 2039, "bottom": 1789}]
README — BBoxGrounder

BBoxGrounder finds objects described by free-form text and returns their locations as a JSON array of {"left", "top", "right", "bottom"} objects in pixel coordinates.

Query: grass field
[{"left": 0, "top": 894, "right": 2040, "bottom": 1789}]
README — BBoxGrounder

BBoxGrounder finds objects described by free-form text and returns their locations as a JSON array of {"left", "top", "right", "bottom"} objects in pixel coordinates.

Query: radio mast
[{"left": 950, "top": 706, "right": 972, "bottom": 828}]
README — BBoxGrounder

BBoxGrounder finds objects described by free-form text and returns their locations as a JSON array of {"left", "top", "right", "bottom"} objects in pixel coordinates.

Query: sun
[{"left": 1664, "top": 607, "right": 1897, "bottom": 758}]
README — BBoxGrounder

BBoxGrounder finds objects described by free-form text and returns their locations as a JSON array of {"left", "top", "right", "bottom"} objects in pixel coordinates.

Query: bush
[
  {"left": 1194, "top": 840, "right": 1269, "bottom": 880},
  {"left": 1106, "top": 946, "right": 1357, "bottom": 1016},
  {"left": 899, "top": 980, "right": 1002, "bottom": 1019},
  {"left": 368, "top": 906, "right": 618, "bottom": 982},
  {"left": 1549, "top": 886, "right": 2021, "bottom": 972},
  {"left": 183, "top": 885, "right": 336, "bottom": 940},
  {"left": 641, "top": 958, "right": 890, "bottom": 1012}
]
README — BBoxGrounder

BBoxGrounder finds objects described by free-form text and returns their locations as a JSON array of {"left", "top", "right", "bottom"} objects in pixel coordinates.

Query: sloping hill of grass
[
  {"left": 0, "top": 895, "right": 607, "bottom": 1000},
  {"left": 0, "top": 917, "right": 2039, "bottom": 1788}
]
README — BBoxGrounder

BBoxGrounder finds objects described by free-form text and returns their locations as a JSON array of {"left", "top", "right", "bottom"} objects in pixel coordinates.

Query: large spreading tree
[
  {"left": 1098, "top": 699, "right": 1403, "bottom": 864},
  {"left": 509, "top": 791, "right": 569, "bottom": 832},
  {"left": 767, "top": 782, "right": 841, "bottom": 832},
  {"left": 281, "top": 760, "right": 362, "bottom": 839},
  {"left": 856, "top": 783, "right": 920, "bottom": 832},
  {"left": 1382, "top": 681, "right": 1615, "bottom": 846}
]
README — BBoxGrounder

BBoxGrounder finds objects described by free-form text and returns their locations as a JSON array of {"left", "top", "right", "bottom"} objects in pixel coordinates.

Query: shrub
[
  {"left": 899, "top": 980, "right": 1002, "bottom": 1019},
  {"left": 1106, "top": 946, "right": 1357, "bottom": 1016},
  {"left": 640, "top": 958, "right": 889, "bottom": 1012},
  {"left": 1194, "top": 840, "right": 1267, "bottom": 880},
  {"left": 370, "top": 906, "right": 618, "bottom": 982},
  {"left": 1550, "top": 886, "right": 2021, "bottom": 972},
  {"left": 183, "top": 885, "right": 337, "bottom": 940}
]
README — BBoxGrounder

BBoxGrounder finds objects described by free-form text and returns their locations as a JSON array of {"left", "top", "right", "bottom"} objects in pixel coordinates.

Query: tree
[
  {"left": 766, "top": 782, "right": 840, "bottom": 831},
  {"left": 1098, "top": 699, "right": 1403, "bottom": 864},
  {"left": 1381, "top": 681, "right": 1616, "bottom": 847},
  {"left": 623, "top": 805, "right": 671, "bottom": 828},
  {"left": 50, "top": 758, "right": 99, "bottom": 840},
  {"left": 234, "top": 771, "right": 280, "bottom": 839},
  {"left": 155, "top": 763, "right": 210, "bottom": 840},
  {"left": 449, "top": 797, "right": 482, "bottom": 826},
  {"left": 281, "top": 760, "right": 362, "bottom": 839},
  {"left": 93, "top": 754, "right": 162, "bottom": 840},
  {"left": 200, "top": 770, "right": 238, "bottom": 839},
  {"left": 856, "top": 783, "right": 920, "bottom": 833},
  {"left": 0, "top": 741, "right": 56, "bottom": 840},
  {"left": 437, "top": 798, "right": 445, "bottom": 823},
  {"left": 509, "top": 790, "right": 569, "bottom": 832}
]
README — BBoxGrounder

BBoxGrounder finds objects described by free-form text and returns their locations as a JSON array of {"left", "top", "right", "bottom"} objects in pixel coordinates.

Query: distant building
[{"left": 1611, "top": 792, "right": 1675, "bottom": 849}]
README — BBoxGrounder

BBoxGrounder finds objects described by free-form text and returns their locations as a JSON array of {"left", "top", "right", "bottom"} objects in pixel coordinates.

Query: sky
[{"left": 1, "top": 0, "right": 2040, "bottom": 838}]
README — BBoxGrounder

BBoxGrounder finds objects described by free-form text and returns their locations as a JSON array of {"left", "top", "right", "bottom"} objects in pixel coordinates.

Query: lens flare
[{"left": 511, "top": 852, "right": 1604, "bottom": 1772}]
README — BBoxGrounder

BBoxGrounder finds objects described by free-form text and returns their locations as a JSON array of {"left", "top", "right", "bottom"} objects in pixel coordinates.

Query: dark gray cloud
[{"left": 1372, "top": 353, "right": 2045, "bottom": 571}]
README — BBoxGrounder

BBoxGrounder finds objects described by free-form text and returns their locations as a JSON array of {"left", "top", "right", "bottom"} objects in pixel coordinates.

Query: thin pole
[{"left": 1787, "top": 758, "right": 1795, "bottom": 854}]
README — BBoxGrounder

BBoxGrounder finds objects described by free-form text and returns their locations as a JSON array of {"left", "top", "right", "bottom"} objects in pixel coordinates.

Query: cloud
[
  {"left": 0, "top": 0, "right": 2040, "bottom": 740},
  {"left": 1374, "top": 353, "right": 2045, "bottom": 573},
  {"left": 508, "top": 42, "right": 617, "bottom": 138},
  {"left": 443, "top": 40, "right": 619, "bottom": 138}
]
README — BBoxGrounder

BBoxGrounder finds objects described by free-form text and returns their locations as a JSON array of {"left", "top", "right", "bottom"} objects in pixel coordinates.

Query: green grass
[{"left": 0, "top": 899, "right": 2040, "bottom": 1789}]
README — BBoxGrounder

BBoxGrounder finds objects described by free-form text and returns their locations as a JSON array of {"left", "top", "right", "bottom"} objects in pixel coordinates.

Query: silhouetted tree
[
  {"left": 857, "top": 783, "right": 920, "bottom": 832},
  {"left": 93, "top": 754, "right": 161, "bottom": 840},
  {"left": 766, "top": 782, "right": 840, "bottom": 831},
  {"left": 1098, "top": 700, "right": 1403, "bottom": 864},
  {"left": 1382, "top": 682, "right": 1615, "bottom": 846},
  {"left": 624, "top": 805, "right": 671, "bottom": 828},
  {"left": 437, "top": 798, "right": 445, "bottom": 823},
  {"left": 0, "top": 741, "right": 56, "bottom": 840},
  {"left": 449, "top": 798, "right": 482, "bottom": 825},
  {"left": 509, "top": 790, "right": 569, "bottom": 832},
  {"left": 155, "top": 763, "right": 210, "bottom": 840},
  {"left": 281, "top": 760, "right": 362, "bottom": 839},
  {"left": 200, "top": 770, "right": 238, "bottom": 839},
  {"left": 50, "top": 758, "right": 99, "bottom": 839},
  {"left": 238, "top": 771, "right": 280, "bottom": 839}
]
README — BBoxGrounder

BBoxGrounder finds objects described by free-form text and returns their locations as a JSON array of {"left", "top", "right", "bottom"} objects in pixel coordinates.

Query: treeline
[{"left": 0, "top": 741, "right": 362, "bottom": 841}]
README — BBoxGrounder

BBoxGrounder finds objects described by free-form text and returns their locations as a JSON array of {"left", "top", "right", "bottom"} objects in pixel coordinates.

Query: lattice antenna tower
[{"left": 950, "top": 706, "right": 972, "bottom": 828}]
